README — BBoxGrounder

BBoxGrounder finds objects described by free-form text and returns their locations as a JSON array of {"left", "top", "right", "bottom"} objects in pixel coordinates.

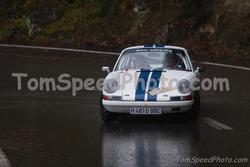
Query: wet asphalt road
[{"left": 0, "top": 46, "right": 249, "bottom": 167}]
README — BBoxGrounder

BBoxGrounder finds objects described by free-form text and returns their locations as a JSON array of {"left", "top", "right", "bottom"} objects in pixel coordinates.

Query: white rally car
[{"left": 100, "top": 45, "right": 202, "bottom": 122}]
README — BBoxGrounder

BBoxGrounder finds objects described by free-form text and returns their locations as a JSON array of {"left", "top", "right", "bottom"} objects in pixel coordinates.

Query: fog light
[
  {"left": 102, "top": 95, "right": 122, "bottom": 101},
  {"left": 102, "top": 95, "right": 111, "bottom": 100},
  {"left": 181, "top": 95, "right": 193, "bottom": 101}
]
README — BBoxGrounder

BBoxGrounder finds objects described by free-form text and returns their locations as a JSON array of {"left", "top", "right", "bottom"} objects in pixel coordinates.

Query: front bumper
[{"left": 102, "top": 100, "right": 194, "bottom": 114}]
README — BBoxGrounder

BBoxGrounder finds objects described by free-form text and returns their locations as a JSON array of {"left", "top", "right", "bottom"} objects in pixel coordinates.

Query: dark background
[{"left": 0, "top": 0, "right": 250, "bottom": 66}]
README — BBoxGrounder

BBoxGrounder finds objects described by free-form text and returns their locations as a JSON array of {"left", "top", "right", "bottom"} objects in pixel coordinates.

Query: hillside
[{"left": 0, "top": 0, "right": 250, "bottom": 65}]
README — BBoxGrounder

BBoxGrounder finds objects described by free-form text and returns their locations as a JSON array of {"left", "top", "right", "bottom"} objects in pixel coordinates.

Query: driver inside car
[{"left": 164, "top": 53, "right": 183, "bottom": 69}]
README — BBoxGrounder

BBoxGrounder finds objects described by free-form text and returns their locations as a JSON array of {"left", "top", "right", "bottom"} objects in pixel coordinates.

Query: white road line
[
  {"left": 15, "top": 54, "right": 64, "bottom": 60},
  {"left": 202, "top": 117, "right": 233, "bottom": 130},
  {"left": 201, "top": 62, "right": 250, "bottom": 71},
  {"left": 0, "top": 44, "right": 120, "bottom": 55},
  {"left": 0, "top": 147, "right": 12, "bottom": 167},
  {"left": 1, "top": 44, "right": 250, "bottom": 71}
]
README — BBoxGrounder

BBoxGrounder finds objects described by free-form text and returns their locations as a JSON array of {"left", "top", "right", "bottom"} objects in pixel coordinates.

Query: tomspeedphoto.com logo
[{"left": 11, "top": 72, "right": 230, "bottom": 96}]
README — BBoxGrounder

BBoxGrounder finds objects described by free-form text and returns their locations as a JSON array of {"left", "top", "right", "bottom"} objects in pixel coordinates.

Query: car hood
[{"left": 105, "top": 69, "right": 195, "bottom": 101}]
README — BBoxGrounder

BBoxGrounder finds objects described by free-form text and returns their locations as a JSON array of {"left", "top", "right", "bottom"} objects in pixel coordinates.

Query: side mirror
[
  {"left": 102, "top": 66, "right": 110, "bottom": 73},
  {"left": 195, "top": 66, "right": 204, "bottom": 73}
]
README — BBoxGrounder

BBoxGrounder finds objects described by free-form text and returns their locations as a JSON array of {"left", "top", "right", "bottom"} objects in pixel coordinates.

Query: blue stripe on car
[
  {"left": 147, "top": 69, "right": 163, "bottom": 101},
  {"left": 155, "top": 44, "right": 165, "bottom": 47},
  {"left": 135, "top": 69, "right": 151, "bottom": 101},
  {"left": 144, "top": 44, "right": 154, "bottom": 48},
  {"left": 144, "top": 44, "right": 166, "bottom": 48}
]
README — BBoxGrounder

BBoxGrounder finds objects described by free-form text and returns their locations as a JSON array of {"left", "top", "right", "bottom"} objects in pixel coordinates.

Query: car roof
[{"left": 121, "top": 45, "right": 187, "bottom": 53}]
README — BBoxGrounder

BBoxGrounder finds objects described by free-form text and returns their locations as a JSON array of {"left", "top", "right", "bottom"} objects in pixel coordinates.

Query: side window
[
  {"left": 176, "top": 53, "right": 187, "bottom": 70},
  {"left": 117, "top": 56, "right": 126, "bottom": 70}
]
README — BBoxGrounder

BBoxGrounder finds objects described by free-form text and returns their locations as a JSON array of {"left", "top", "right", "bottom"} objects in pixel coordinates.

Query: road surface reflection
[{"left": 101, "top": 118, "right": 199, "bottom": 167}]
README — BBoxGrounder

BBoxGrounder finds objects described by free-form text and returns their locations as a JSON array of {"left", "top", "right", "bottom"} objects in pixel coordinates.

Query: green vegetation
[
  {"left": 0, "top": 18, "right": 29, "bottom": 42},
  {"left": 0, "top": 0, "right": 249, "bottom": 63}
]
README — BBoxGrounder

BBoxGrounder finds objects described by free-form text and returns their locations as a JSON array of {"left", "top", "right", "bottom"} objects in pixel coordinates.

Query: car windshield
[{"left": 115, "top": 48, "right": 191, "bottom": 71}]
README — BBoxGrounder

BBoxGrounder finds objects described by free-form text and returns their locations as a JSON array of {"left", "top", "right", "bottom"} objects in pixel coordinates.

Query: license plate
[{"left": 129, "top": 107, "right": 162, "bottom": 115}]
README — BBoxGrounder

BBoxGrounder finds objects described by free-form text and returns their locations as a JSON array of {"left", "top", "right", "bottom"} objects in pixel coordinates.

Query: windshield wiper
[{"left": 152, "top": 67, "right": 166, "bottom": 71}]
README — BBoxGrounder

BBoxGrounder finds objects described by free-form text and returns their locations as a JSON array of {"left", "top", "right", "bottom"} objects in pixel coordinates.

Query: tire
[
  {"left": 187, "top": 91, "right": 200, "bottom": 120},
  {"left": 99, "top": 95, "right": 117, "bottom": 122}
]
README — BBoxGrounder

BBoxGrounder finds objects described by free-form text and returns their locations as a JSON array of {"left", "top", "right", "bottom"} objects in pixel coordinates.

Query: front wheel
[
  {"left": 187, "top": 92, "right": 200, "bottom": 120},
  {"left": 99, "top": 95, "right": 117, "bottom": 122}
]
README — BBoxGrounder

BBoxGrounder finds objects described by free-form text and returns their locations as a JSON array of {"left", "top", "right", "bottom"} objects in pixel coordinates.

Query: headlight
[
  {"left": 103, "top": 78, "right": 119, "bottom": 94},
  {"left": 178, "top": 79, "right": 191, "bottom": 94}
]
